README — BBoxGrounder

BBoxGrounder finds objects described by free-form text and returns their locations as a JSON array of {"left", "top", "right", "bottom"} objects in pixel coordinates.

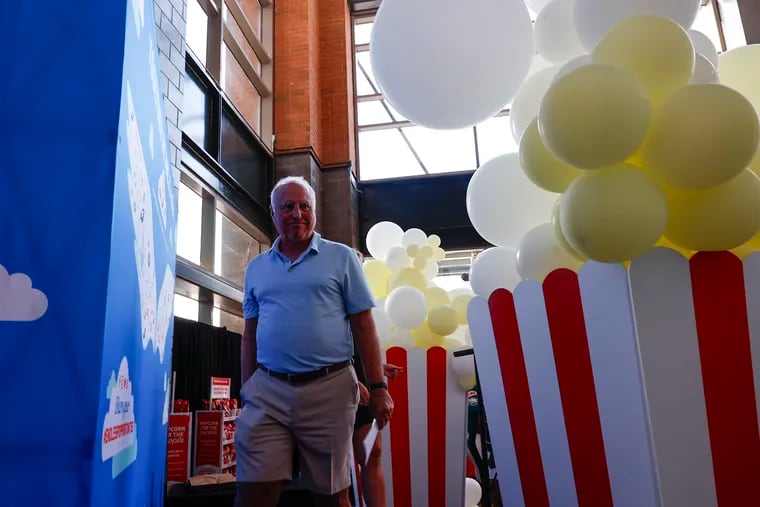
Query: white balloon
[
  {"left": 366, "top": 221, "right": 403, "bottom": 261},
  {"left": 370, "top": 0, "right": 534, "bottom": 129},
  {"left": 525, "top": 0, "right": 555, "bottom": 15},
  {"left": 574, "top": 0, "right": 700, "bottom": 50},
  {"left": 688, "top": 29, "right": 719, "bottom": 68},
  {"left": 534, "top": 0, "right": 586, "bottom": 64},
  {"left": 422, "top": 259, "right": 439, "bottom": 281},
  {"left": 450, "top": 353, "right": 476, "bottom": 390},
  {"left": 464, "top": 477, "right": 482, "bottom": 507},
  {"left": 510, "top": 66, "right": 559, "bottom": 143},
  {"left": 384, "top": 329, "right": 414, "bottom": 349},
  {"left": 385, "top": 246, "right": 411, "bottom": 271},
  {"left": 401, "top": 228, "right": 428, "bottom": 248},
  {"left": 385, "top": 286, "right": 428, "bottom": 330},
  {"left": 469, "top": 247, "right": 521, "bottom": 297},
  {"left": 516, "top": 223, "right": 583, "bottom": 281},
  {"left": 553, "top": 54, "right": 593, "bottom": 82},
  {"left": 691, "top": 53, "right": 719, "bottom": 84},
  {"left": 371, "top": 307, "right": 393, "bottom": 343},
  {"left": 466, "top": 153, "right": 559, "bottom": 248}
]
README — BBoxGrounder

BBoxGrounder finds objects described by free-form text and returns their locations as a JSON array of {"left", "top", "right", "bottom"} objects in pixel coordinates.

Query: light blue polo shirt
[{"left": 243, "top": 232, "right": 375, "bottom": 373}]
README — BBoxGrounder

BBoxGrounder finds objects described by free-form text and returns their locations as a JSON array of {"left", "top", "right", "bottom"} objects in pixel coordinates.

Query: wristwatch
[{"left": 368, "top": 381, "right": 388, "bottom": 391}]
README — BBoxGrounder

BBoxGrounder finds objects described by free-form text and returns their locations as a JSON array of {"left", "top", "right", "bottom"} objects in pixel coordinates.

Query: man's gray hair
[{"left": 270, "top": 176, "right": 317, "bottom": 208}]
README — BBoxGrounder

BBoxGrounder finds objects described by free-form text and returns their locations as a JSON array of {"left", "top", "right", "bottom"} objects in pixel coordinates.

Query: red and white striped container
[
  {"left": 352, "top": 346, "right": 469, "bottom": 507},
  {"left": 468, "top": 248, "right": 760, "bottom": 507}
]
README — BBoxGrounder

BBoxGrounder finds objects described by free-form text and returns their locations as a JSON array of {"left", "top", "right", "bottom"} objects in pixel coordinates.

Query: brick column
[{"left": 273, "top": 0, "right": 358, "bottom": 248}]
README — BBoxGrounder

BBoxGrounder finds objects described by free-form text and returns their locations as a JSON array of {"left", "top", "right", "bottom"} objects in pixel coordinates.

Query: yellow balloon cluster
[
  {"left": 362, "top": 223, "right": 473, "bottom": 351},
  {"left": 519, "top": 16, "right": 760, "bottom": 263}
]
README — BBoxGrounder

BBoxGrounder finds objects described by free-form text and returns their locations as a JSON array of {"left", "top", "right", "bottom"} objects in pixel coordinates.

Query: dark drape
[{"left": 171, "top": 317, "right": 242, "bottom": 411}]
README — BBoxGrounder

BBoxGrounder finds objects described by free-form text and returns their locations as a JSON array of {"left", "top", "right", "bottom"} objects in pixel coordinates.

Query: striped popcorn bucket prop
[
  {"left": 468, "top": 248, "right": 760, "bottom": 507},
  {"left": 351, "top": 346, "right": 470, "bottom": 507}
]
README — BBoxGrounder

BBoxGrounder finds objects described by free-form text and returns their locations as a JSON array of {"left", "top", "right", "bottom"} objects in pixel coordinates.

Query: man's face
[{"left": 271, "top": 183, "right": 316, "bottom": 244}]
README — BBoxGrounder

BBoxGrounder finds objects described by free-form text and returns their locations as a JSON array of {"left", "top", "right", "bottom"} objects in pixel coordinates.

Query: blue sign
[{"left": 0, "top": 1, "right": 178, "bottom": 505}]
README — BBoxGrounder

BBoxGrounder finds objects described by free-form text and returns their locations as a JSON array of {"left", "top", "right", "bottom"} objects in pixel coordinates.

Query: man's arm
[
  {"left": 349, "top": 309, "right": 393, "bottom": 427},
  {"left": 241, "top": 317, "right": 258, "bottom": 385}
]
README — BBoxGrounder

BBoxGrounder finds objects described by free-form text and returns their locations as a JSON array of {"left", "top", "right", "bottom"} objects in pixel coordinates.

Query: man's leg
[
  {"left": 352, "top": 425, "right": 386, "bottom": 507},
  {"left": 234, "top": 481, "right": 284, "bottom": 507},
  {"left": 234, "top": 370, "right": 296, "bottom": 507}
]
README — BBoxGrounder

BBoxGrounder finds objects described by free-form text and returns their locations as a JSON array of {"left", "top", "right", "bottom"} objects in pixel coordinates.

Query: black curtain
[{"left": 171, "top": 317, "right": 242, "bottom": 411}]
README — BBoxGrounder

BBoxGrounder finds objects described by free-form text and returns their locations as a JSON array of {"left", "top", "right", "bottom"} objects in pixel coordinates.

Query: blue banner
[{"left": 0, "top": 1, "right": 178, "bottom": 505}]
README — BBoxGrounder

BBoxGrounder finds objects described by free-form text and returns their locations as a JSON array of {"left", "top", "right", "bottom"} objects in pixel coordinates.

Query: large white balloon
[
  {"left": 574, "top": 0, "right": 700, "bottom": 50},
  {"left": 385, "top": 286, "right": 427, "bottom": 330},
  {"left": 401, "top": 228, "right": 428, "bottom": 248},
  {"left": 469, "top": 247, "right": 521, "bottom": 297},
  {"left": 510, "top": 66, "right": 559, "bottom": 143},
  {"left": 688, "top": 29, "right": 719, "bottom": 68},
  {"left": 534, "top": 0, "right": 586, "bottom": 64},
  {"left": 691, "top": 53, "right": 718, "bottom": 84},
  {"left": 516, "top": 223, "right": 583, "bottom": 281},
  {"left": 466, "top": 153, "right": 559, "bottom": 248},
  {"left": 525, "top": 0, "right": 555, "bottom": 15},
  {"left": 366, "top": 221, "right": 403, "bottom": 261},
  {"left": 371, "top": 307, "right": 393, "bottom": 343},
  {"left": 370, "top": 0, "right": 534, "bottom": 129}
]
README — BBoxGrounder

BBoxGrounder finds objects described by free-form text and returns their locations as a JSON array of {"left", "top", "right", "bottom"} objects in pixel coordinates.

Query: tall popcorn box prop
[
  {"left": 359, "top": 346, "right": 469, "bottom": 507},
  {"left": 0, "top": 1, "right": 178, "bottom": 506},
  {"left": 468, "top": 248, "right": 760, "bottom": 507}
]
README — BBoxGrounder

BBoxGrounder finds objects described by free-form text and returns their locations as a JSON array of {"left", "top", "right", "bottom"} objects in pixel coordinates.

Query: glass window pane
[
  {"left": 718, "top": 0, "right": 747, "bottom": 50},
  {"left": 475, "top": 115, "right": 518, "bottom": 165},
  {"left": 183, "top": 72, "right": 208, "bottom": 149},
  {"left": 692, "top": 4, "right": 724, "bottom": 53},
  {"left": 186, "top": 0, "right": 208, "bottom": 66},
  {"left": 354, "top": 22, "right": 373, "bottom": 45},
  {"left": 355, "top": 64, "right": 376, "bottom": 96},
  {"left": 239, "top": 0, "right": 262, "bottom": 38},
  {"left": 356, "top": 52, "right": 378, "bottom": 93},
  {"left": 401, "top": 126, "right": 477, "bottom": 174},
  {"left": 212, "top": 307, "right": 245, "bottom": 334},
  {"left": 222, "top": 44, "right": 262, "bottom": 133},
  {"left": 358, "top": 129, "right": 426, "bottom": 181},
  {"left": 358, "top": 100, "right": 393, "bottom": 126},
  {"left": 224, "top": 6, "right": 262, "bottom": 74},
  {"left": 177, "top": 182, "right": 203, "bottom": 264},
  {"left": 384, "top": 100, "right": 407, "bottom": 122},
  {"left": 174, "top": 293, "right": 200, "bottom": 321},
  {"left": 220, "top": 111, "right": 270, "bottom": 207},
  {"left": 213, "top": 209, "right": 260, "bottom": 288}
]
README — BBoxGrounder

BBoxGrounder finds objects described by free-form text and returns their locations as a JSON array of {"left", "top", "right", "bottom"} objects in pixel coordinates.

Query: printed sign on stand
[
  {"left": 210, "top": 377, "right": 231, "bottom": 400},
  {"left": 167, "top": 413, "right": 192, "bottom": 483},
  {"left": 194, "top": 411, "right": 224, "bottom": 474}
]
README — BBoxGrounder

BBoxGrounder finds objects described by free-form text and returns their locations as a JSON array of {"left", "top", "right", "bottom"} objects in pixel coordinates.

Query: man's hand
[
  {"left": 383, "top": 363, "right": 403, "bottom": 379},
  {"left": 369, "top": 388, "right": 394, "bottom": 429},
  {"left": 358, "top": 382, "right": 370, "bottom": 406}
]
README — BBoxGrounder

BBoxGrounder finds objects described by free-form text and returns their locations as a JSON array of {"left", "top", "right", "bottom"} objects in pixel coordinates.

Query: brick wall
[{"left": 153, "top": 0, "right": 187, "bottom": 186}]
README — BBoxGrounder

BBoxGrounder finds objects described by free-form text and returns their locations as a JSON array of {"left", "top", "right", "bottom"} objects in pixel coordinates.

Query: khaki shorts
[{"left": 235, "top": 365, "right": 359, "bottom": 495}]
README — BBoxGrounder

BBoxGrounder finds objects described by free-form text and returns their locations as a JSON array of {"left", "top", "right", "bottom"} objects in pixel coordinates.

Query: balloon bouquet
[{"left": 369, "top": 0, "right": 760, "bottom": 291}]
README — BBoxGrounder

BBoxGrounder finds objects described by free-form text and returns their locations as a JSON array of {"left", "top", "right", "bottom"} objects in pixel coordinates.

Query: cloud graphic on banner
[
  {"left": 0, "top": 264, "right": 48, "bottom": 321},
  {"left": 155, "top": 265, "right": 174, "bottom": 363},
  {"left": 102, "top": 357, "right": 137, "bottom": 475}
]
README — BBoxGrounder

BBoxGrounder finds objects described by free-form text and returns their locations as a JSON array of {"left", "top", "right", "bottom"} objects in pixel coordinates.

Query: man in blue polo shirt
[{"left": 234, "top": 176, "right": 393, "bottom": 507}]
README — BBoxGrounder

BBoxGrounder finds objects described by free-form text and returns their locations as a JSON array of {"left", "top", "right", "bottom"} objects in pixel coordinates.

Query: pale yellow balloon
[
  {"left": 560, "top": 165, "right": 667, "bottom": 262},
  {"left": 406, "top": 244, "right": 421, "bottom": 258},
  {"left": 411, "top": 324, "right": 445, "bottom": 349},
  {"left": 654, "top": 235, "right": 694, "bottom": 259},
  {"left": 413, "top": 257, "right": 427, "bottom": 270},
  {"left": 427, "top": 305, "right": 459, "bottom": 336},
  {"left": 451, "top": 294, "right": 474, "bottom": 325},
  {"left": 387, "top": 267, "right": 428, "bottom": 292},
  {"left": 642, "top": 84, "right": 760, "bottom": 189},
  {"left": 593, "top": 15, "right": 694, "bottom": 103},
  {"left": 363, "top": 259, "right": 390, "bottom": 298},
  {"left": 424, "top": 286, "right": 451, "bottom": 310},
  {"left": 550, "top": 198, "right": 585, "bottom": 262},
  {"left": 664, "top": 169, "right": 760, "bottom": 251},
  {"left": 433, "top": 247, "right": 446, "bottom": 262},
  {"left": 539, "top": 64, "right": 651, "bottom": 169},
  {"left": 718, "top": 45, "right": 760, "bottom": 116},
  {"left": 519, "top": 118, "right": 583, "bottom": 192},
  {"left": 443, "top": 338, "right": 466, "bottom": 352},
  {"left": 427, "top": 234, "right": 442, "bottom": 248},
  {"left": 419, "top": 245, "right": 434, "bottom": 259}
]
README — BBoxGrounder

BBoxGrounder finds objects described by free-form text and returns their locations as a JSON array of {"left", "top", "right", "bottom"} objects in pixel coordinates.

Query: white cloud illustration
[{"left": 0, "top": 264, "right": 48, "bottom": 321}]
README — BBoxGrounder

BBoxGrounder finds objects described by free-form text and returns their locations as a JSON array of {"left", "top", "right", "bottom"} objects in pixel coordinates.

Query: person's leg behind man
[
  {"left": 352, "top": 421, "right": 387, "bottom": 507},
  {"left": 234, "top": 370, "right": 297, "bottom": 507},
  {"left": 292, "top": 366, "right": 360, "bottom": 507}
]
